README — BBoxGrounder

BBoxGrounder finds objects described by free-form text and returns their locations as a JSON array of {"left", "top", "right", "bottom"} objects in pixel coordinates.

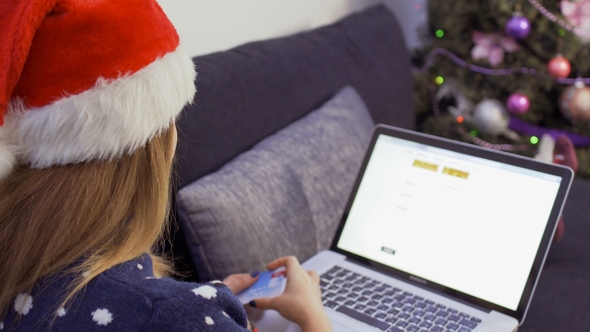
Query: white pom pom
[{"left": 0, "top": 142, "right": 16, "bottom": 180}]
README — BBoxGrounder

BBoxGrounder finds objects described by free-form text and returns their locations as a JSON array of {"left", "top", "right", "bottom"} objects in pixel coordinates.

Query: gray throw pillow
[{"left": 177, "top": 86, "right": 375, "bottom": 280}]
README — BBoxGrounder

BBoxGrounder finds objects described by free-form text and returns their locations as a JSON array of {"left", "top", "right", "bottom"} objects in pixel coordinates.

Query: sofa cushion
[
  {"left": 174, "top": 5, "right": 413, "bottom": 187},
  {"left": 169, "top": 4, "right": 414, "bottom": 280},
  {"left": 177, "top": 86, "right": 374, "bottom": 280}
]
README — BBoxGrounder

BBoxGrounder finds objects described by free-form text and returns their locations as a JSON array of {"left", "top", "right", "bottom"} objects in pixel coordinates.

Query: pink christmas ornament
[
  {"left": 506, "top": 93, "right": 531, "bottom": 114},
  {"left": 548, "top": 55, "right": 572, "bottom": 78},
  {"left": 561, "top": 0, "right": 590, "bottom": 31},
  {"left": 471, "top": 31, "right": 520, "bottom": 67}
]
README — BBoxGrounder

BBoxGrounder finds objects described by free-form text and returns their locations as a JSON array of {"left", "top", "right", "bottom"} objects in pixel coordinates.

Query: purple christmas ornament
[
  {"left": 506, "top": 93, "right": 530, "bottom": 114},
  {"left": 505, "top": 14, "right": 531, "bottom": 39}
]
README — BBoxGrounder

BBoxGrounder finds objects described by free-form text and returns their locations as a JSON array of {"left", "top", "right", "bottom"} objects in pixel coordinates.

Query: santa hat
[{"left": 0, "top": 0, "right": 196, "bottom": 180}]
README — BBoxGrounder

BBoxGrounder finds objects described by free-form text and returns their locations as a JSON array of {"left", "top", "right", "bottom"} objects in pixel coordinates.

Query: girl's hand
[
  {"left": 250, "top": 256, "right": 332, "bottom": 332},
  {"left": 223, "top": 272, "right": 259, "bottom": 294}
]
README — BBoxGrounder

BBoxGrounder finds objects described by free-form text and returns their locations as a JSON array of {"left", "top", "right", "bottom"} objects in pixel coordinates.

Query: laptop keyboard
[{"left": 320, "top": 266, "right": 483, "bottom": 332}]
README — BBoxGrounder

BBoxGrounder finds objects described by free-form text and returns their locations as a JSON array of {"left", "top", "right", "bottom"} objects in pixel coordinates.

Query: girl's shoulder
[{"left": 4, "top": 255, "right": 251, "bottom": 331}]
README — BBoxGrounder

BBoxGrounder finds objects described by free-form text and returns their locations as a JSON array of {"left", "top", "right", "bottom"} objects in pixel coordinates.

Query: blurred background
[{"left": 159, "top": 0, "right": 590, "bottom": 178}]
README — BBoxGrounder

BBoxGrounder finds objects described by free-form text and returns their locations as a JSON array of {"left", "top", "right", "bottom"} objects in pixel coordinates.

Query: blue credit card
[{"left": 236, "top": 268, "right": 287, "bottom": 304}]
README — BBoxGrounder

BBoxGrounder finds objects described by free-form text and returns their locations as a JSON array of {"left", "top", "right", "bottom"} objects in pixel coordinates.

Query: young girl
[{"left": 0, "top": 0, "right": 332, "bottom": 331}]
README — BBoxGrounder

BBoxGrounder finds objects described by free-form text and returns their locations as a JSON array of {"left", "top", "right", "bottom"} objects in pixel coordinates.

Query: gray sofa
[{"left": 165, "top": 5, "right": 590, "bottom": 331}]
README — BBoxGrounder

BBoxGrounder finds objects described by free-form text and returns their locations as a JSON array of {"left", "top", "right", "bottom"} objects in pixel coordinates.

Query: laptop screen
[{"left": 336, "top": 133, "right": 563, "bottom": 312}]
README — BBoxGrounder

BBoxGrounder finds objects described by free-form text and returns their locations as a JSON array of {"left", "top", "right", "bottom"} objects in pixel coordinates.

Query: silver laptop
[{"left": 254, "top": 125, "right": 573, "bottom": 332}]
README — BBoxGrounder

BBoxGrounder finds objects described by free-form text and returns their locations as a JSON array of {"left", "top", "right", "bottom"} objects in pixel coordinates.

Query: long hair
[{"left": 0, "top": 124, "right": 176, "bottom": 318}]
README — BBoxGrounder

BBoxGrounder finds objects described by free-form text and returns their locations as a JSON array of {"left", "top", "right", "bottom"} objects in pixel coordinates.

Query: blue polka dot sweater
[{"left": 2, "top": 254, "right": 253, "bottom": 331}]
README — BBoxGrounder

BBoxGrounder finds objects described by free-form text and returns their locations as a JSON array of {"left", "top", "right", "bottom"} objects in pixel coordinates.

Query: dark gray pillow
[{"left": 177, "top": 86, "right": 374, "bottom": 280}]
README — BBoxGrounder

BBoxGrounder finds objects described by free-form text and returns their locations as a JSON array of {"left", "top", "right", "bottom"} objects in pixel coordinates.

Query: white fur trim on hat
[
  {"left": 5, "top": 44, "right": 196, "bottom": 171},
  {"left": 0, "top": 140, "right": 17, "bottom": 180}
]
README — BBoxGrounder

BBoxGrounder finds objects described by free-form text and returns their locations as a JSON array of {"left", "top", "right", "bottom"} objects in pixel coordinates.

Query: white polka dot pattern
[
  {"left": 191, "top": 285, "right": 217, "bottom": 299},
  {"left": 14, "top": 294, "right": 33, "bottom": 315},
  {"left": 91, "top": 308, "right": 113, "bottom": 326},
  {"left": 2, "top": 255, "right": 250, "bottom": 330}
]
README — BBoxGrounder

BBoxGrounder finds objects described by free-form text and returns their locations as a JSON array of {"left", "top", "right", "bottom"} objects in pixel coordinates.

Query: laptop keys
[
  {"left": 446, "top": 322, "right": 460, "bottom": 330},
  {"left": 324, "top": 300, "right": 338, "bottom": 309},
  {"left": 418, "top": 321, "right": 432, "bottom": 329},
  {"left": 458, "top": 319, "right": 478, "bottom": 329},
  {"left": 434, "top": 318, "right": 448, "bottom": 326},
  {"left": 321, "top": 266, "right": 483, "bottom": 332},
  {"left": 387, "top": 327, "right": 404, "bottom": 332},
  {"left": 448, "top": 314, "right": 461, "bottom": 322},
  {"left": 336, "top": 305, "right": 390, "bottom": 331}
]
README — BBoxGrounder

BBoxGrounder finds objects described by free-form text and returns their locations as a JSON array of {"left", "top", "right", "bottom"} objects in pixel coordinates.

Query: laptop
[{"left": 253, "top": 125, "right": 573, "bottom": 332}]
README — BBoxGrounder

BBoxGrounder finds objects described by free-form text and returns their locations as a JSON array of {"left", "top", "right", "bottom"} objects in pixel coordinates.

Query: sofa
[{"left": 164, "top": 5, "right": 590, "bottom": 332}]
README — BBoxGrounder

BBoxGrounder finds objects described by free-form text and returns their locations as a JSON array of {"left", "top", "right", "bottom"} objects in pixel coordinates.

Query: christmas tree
[{"left": 414, "top": 0, "right": 590, "bottom": 177}]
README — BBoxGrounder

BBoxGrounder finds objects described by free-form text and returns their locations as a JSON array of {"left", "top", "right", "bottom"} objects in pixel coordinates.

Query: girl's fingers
[
  {"left": 308, "top": 270, "right": 320, "bottom": 284},
  {"left": 266, "top": 256, "right": 300, "bottom": 271}
]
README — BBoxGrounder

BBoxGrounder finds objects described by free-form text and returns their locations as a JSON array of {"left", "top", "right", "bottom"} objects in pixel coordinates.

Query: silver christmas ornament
[{"left": 469, "top": 99, "right": 520, "bottom": 140}]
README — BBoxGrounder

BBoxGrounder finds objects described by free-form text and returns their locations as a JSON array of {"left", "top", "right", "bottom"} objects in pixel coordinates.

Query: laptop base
[{"left": 251, "top": 251, "right": 518, "bottom": 331}]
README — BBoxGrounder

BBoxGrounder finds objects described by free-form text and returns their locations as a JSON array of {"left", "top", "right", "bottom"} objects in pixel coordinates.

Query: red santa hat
[{"left": 0, "top": 0, "right": 196, "bottom": 180}]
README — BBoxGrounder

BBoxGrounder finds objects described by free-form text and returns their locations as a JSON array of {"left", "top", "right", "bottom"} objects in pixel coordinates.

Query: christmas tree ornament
[
  {"left": 529, "top": 0, "right": 590, "bottom": 41},
  {"left": 471, "top": 31, "right": 519, "bottom": 67},
  {"left": 559, "top": 82, "right": 590, "bottom": 122},
  {"left": 470, "top": 99, "right": 520, "bottom": 140},
  {"left": 506, "top": 93, "right": 530, "bottom": 114},
  {"left": 547, "top": 55, "right": 572, "bottom": 78},
  {"left": 505, "top": 12, "right": 532, "bottom": 39},
  {"left": 561, "top": 0, "right": 590, "bottom": 32},
  {"left": 435, "top": 80, "right": 473, "bottom": 118}
]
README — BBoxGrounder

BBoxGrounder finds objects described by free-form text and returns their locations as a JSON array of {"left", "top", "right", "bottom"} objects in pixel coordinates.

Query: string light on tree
[{"left": 414, "top": 48, "right": 590, "bottom": 85}]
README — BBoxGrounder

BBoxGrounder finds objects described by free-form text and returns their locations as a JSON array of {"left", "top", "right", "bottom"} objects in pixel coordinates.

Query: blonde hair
[{"left": 0, "top": 124, "right": 176, "bottom": 319}]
